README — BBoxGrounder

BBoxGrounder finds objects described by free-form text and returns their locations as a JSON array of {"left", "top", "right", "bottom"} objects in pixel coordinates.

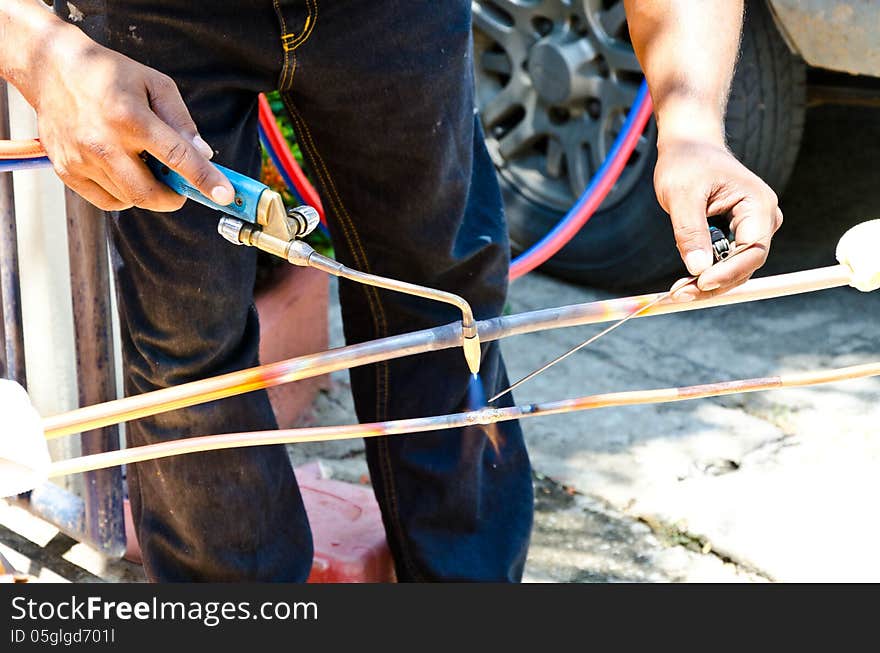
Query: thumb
[
  {"left": 666, "top": 190, "right": 713, "bottom": 276},
  {"left": 146, "top": 74, "right": 215, "bottom": 160}
]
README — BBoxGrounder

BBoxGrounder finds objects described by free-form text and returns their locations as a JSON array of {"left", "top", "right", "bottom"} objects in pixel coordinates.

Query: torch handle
[{"left": 142, "top": 153, "right": 268, "bottom": 225}]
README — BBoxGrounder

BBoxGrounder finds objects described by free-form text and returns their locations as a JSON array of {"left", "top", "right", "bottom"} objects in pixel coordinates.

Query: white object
[
  {"left": 836, "top": 219, "right": 880, "bottom": 292},
  {"left": 0, "top": 380, "right": 49, "bottom": 497}
]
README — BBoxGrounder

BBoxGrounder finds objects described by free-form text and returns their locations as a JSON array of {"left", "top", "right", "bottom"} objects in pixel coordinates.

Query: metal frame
[{"left": 0, "top": 83, "right": 126, "bottom": 558}]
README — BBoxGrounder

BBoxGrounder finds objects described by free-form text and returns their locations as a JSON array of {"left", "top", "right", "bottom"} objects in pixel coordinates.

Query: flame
[{"left": 466, "top": 374, "right": 505, "bottom": 455}]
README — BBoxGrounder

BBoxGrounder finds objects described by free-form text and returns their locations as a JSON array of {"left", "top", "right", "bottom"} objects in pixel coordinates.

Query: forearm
[
  {"left": 0, "top": 0, "right": 83, "bottom": 106},
  {"left": 623, "top": 0, "right": 744, "bottom": 147}
]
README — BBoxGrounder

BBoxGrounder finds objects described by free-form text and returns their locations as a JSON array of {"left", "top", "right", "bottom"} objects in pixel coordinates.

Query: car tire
[{"left": 477, "top": 0, "right": 806, "bottom": 290}]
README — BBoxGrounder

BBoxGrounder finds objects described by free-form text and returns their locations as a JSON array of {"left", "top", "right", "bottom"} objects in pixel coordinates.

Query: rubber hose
[{"left": 509, "top": 80, "right": 653, "bottom": 280}]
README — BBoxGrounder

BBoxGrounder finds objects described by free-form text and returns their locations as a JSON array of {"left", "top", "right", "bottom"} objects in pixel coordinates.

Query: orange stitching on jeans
[
  {"left": 272, "top": 0, "right": 293, "bottom": 91},
  {"left": 282, "top": 102, "right": 386, "bottom": 330},
  {"left": 281, "top": 33, "right": 298, "bottom": 51},
  {"left": 289, "top": 51, "right": 298, "bottom": 90},
  {"left": 282, "top": 97, "right": 421, "bottom": 580},
  {"left": 276, "top": 0, "right": 318, "bottom": 91},
  {"left": 272, "top": 0, "right": 288, "bottom": 34},
  {"left": 282, "top": 100, "right": 389, "bottom": 410},
  {"left": 288, "top": 0, "right": 317, "bottom": 50}
]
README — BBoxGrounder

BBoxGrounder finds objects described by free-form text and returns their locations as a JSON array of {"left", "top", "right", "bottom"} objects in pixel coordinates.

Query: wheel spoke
[
  {"left": 480, "top": 50, "right": 513, "bottom": 76},
  {"left": 498, "top": 113, "right": 540, "bottom": 159},
  {"left": 481, "top": 77, "right": 528, "bottom": 127},
  {"left": 598, "top": 2, "right": 627, "bottom": 37},
  {"left": 472, "top": 2, "right": 515, "bottom": 44},
  {"left": 601, "top": 42, "right": 642, "bottom": 74},
  {"left": 546, "top": 137, "right": 565, "bottom": 178},
  {"left": 490, "top": 0, "right": 569, "bottom": 25},
  {"left": 600, "top": 78, "right": 639, "bottom": 113},
  {"left": 579, "top": 0, "right": 604, "bottom": 17},
  {"left": 565, "top": 139, "right": 592, "bottom": 198}
]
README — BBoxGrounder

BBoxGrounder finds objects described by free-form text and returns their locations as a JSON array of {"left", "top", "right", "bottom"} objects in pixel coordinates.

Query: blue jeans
[{"left": 59, "top": 0, "right": 534, "bottom": 581}]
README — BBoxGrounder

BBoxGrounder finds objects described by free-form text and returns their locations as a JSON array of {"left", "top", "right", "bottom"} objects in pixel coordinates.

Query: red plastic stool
[
  {"left": 296, "top": 462, "right": 395, "bottom": 583},
  {"left": 123, "top": 462, "right": 395, "bottom": 583}
]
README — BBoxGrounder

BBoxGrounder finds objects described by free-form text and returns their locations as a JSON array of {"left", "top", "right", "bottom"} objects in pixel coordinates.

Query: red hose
[
  {"left": 508, "top": 92, "right": 654, "bottom": 280},
  {"left": 3, "top": 89, "right": 653, "bottom": 283},
  {"left": 257, "top": 94, "right": 325, "bottom": 221}
]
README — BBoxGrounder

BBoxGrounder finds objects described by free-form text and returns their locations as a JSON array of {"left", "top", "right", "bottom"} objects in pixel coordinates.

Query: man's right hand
[{"left": 4, "top": 5, "right": 233, "bottom": 212}]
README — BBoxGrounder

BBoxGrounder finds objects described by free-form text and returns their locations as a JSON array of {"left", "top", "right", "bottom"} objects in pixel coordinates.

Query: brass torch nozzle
[
  {"left": 217, "top": 217, "right": 483, "bottom": 374},
  {"left": 461, "top": 332, "right": 482, "bottom": 376}
]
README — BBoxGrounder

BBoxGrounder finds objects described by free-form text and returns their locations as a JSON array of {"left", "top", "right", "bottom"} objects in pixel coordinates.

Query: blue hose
[
  {"left": 510, "top": 80, "right": 651, "bottom": 269},
  {"left": 0, "top": 156, "right": 51, "bottom": 173},
  {"left": 258, "top": 123, "right": 305, "bottom": 206},
  {"left": 258, "top": 123, "right": 330, "bottom": 237}
]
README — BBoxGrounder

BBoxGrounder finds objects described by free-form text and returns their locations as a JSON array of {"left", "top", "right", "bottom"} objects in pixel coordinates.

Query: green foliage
[
  {"left": 254, "top": 91, "right": 334, "bottom": 290},
  {"left": 259, "top": 90, "right": 333, "bottom": 259},
  {"left": 264, "top": 91, "right": 305, "bottom": 167}
]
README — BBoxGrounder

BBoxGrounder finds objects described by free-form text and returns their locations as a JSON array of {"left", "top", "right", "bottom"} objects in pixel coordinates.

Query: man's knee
[{"left": 123, "top": 300, "right": 262, "bottom": 392}]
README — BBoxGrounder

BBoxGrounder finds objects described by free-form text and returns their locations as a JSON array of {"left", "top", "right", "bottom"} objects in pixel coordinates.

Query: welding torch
[{"left": 145, "top": 155, "right": 482, "bottom": 374}]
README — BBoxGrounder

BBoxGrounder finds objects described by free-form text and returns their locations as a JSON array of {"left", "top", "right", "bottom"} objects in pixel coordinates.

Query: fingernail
[
  {"left": 211, "top": 185, "right": 234, "bottom": 205},
  {"left": 685, "top": 250, "right": 712, "bottom": 276},
  {"left": 700, "top": 280, "right": 721, "bottom": 291},
  {"left": 674, "top": 288, "right": 698, "bottom": 303},
  {"left": 670, "top": 277, "right": 696, "bottom": 294},
  {"left": 193, "top": 135, "right": 214, "bottom": 159}
]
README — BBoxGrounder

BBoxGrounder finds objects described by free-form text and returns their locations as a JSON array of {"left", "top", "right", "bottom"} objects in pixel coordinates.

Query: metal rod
[
  {"left": 488, "top": 291, "right": 670, "bottom": 403},
  {"left": 47, "top": 358, "right": 880, "bottom": 479},
  {"left": 0, "top": 82, "right": 27, "bottom": 386},
  {"left": 222, "top": 219, "right": 482, "bottom": 373},
  {"left": 304, "top": 248, "right": 481, "bottom": 374},
  {"left": 41, "top": 263, "right": 854, "bottom": 440},
  {"left": 488, "top": 235, "right": 771, "bottom": 402},
  {"left": 63, "top": 189, "right": 126, "bottom": 557}
]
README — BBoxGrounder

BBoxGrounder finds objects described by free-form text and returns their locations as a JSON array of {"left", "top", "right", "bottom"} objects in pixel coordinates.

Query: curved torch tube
[
  {"left": 48, "top": 359, "right": 880, "bottom": 480},
  {"left": 41, "top": 263, "right": 854, "bottom": 440},
  {"left": 223, "top": 219, "right": 482, "bottom": 375},
  {"left": 300, "top": 246, "right": 481, "bottom": 375}
]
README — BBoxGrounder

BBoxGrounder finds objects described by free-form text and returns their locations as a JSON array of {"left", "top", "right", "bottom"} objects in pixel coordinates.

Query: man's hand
[
  {"left": 654, "top": 138, "right": 783, "bottom": 302},
  {"left": 623, "top": 0, "right": 781, "bottom": 301},
  {"left": 1, "top": 2, "right": 233, "bottom": 212}
]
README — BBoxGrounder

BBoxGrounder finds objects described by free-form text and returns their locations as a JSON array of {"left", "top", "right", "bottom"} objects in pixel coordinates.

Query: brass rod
[
  {"left": 42, "top": 264, "right": 854, "bottom": 440},
  {"left": 48, "top": 359, "right": 880, "bottom": 479}
]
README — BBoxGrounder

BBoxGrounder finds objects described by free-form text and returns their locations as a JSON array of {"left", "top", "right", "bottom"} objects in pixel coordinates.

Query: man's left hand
[{"left": 653, "top": 138, "right": 783, "bottom": 302}]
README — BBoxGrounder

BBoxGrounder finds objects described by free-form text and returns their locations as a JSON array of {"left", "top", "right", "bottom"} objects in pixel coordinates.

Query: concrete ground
[{"left": 2, "top": 103, "right": 878, "bottom": 583}]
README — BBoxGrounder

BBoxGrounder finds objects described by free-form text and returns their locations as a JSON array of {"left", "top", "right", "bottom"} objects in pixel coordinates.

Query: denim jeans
[{"left": 57, "top": 0, "right": 534, "bottom": 581}]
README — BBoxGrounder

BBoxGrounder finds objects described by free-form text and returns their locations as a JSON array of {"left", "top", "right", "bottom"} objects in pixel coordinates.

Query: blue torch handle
[{"left": 144, "top": 154, "right": 267, "bottom": 225}]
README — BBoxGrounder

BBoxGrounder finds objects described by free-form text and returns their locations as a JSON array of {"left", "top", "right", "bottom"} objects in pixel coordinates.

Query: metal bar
[
  {"left": 0, "top": 82, "right": 26, "bottom": 385},
  {"left": 23, "top": 481, "right": 87, "bottom": 542},
  {"left": 0, "top": 85, "right": 110, "bottom": 556},
  {"left": 47, "top": 359, "right": 880, "bottom": 479},
  {"left": 42, "top": 263, "right": 854, "bottom": 440},
  {"left": 0, "top": 229, "right": 6, "bottom": 379},
  {"left": 63, "top": 189, "right": 126, "bottom": 558}
]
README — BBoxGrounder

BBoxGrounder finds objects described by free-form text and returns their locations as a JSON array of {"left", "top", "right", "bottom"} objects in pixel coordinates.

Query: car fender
[{"left": 768, "top": 0, "right": 880, "bottom": 76}]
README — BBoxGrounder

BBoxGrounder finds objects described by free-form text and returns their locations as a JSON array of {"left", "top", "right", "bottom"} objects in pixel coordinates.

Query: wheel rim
[{"left": 473, "top": 0, "right": 655, "bottom": 213}]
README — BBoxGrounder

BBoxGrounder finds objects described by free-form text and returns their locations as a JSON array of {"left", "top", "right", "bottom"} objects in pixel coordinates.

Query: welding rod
[
  {"left": 45, "top": 358, "right": 880, "bottom": 479},
  {"left": 41, "top": 263, "right": 854, "bottom": 440}
]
